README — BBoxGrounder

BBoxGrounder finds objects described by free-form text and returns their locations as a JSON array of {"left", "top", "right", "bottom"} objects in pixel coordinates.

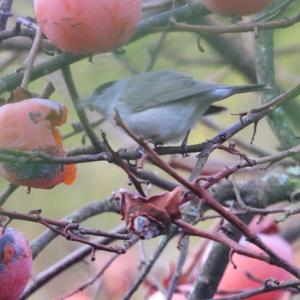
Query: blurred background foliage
[{"left": 1, "top": 0, "right": 300, "bottom": 299}]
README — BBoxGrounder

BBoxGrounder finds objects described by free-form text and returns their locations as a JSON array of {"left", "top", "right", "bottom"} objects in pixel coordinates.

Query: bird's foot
[{"left": 180, "top": 130, "right": 191, "bottom": 157}]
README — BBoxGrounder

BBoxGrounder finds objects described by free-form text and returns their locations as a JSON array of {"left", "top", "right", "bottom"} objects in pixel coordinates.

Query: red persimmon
[
  {"left": 0, "top": 228, "right": 32, "bottom": 300},
  {"left": 217, "top": 234, "right": 293, "bottom": 300}
]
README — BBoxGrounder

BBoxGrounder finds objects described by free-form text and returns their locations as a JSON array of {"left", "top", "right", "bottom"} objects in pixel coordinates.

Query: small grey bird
[{"left": 86, "top": 70, "right": 265, "bottom": 144}]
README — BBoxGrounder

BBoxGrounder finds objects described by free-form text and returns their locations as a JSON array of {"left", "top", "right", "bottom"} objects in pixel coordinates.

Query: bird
[{"left": 86, "top": 70, "right": 266, "bottom": 144}]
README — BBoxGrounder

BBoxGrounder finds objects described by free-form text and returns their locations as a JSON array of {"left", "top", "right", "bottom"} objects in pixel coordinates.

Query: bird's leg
[{"left": 180, "top": 129, "right": 191, "bottom": 157}]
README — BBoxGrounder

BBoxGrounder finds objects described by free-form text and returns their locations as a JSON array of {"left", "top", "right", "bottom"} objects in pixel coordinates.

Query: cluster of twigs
[{"left": 1, "top": 0, "right": 300, "bottom": 300}]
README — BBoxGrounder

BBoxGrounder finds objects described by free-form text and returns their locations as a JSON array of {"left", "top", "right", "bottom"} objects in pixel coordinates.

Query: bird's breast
[{"left": 126, "top": 101, "right": 204, "bottom": 143}]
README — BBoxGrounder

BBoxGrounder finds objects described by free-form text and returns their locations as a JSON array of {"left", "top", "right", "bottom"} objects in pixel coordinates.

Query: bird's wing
[
  {"left": 122, "top": 70, "right": 218, "bottom": 112},
  {"left": 88, "top": 80, "right": 127, "bottom": 114}
]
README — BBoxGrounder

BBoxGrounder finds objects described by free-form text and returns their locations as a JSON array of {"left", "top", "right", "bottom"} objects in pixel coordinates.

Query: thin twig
[
  {"left": 0, "top": 0, "right": 13, "bottom": 31},
  {"left": 61, "top": 235, "right": 139, "bottom": 299},
  {"left": 21, "top": 225, "right": 127, "bottom": 300},
  {"left": 21, "top": 26, "right": 43, "bottom": 89},
  {"left": 212, "top": 279, "right": 300, "bottom": 300},
  {"left": 0, "top": 183, "right": 18, "bottom": 206},
  {"left": 202, "top": 117, "right": 271, "bottom": 157},
  {"left": 122, "top": 232, "right": 175, "bottom": 300},
  {"left": 30, "top": 196, "right": 120, "bottom": 259},
  {"left": 61, "top": 65, "right": 104, "bottom": 151},
  {"left": 158, "top": 12, "right": 300, "bottom": 34},
  {"left": 114, "top": 113, "right": 300, "bottom": 278},
  {"left": 165, "top": 235, "right": 189, "bottom": 300}
]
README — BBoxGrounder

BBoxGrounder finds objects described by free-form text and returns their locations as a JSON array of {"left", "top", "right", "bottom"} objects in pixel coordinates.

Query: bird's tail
[
  {"left": 207, "top": 83, "right": 268, "bottom": 103},
  {"left": 227, "top": 84, "right": 268, "bottom": 95}
]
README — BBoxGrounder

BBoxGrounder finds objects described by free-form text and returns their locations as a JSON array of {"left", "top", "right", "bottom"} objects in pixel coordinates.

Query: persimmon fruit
[
  {"left": 217, "top": 234, "right": 293, "bottom": 300},
  {"left": 0, "top": 98, "right": 76, "bottom": 189},
  {"left": 0, "top": 228, "right": 32, "bottom": 300},
  {"left": 34, "top": 0, "right": 142, "bottom": 54}
]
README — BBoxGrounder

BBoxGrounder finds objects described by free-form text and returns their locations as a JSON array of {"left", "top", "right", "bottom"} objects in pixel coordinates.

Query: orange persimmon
[
  {"left": 0, "top": 98, "right": 76, "bottom": 189},
  {"left": 34, "top": 0, "right": 142, "bottom": 54}
]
